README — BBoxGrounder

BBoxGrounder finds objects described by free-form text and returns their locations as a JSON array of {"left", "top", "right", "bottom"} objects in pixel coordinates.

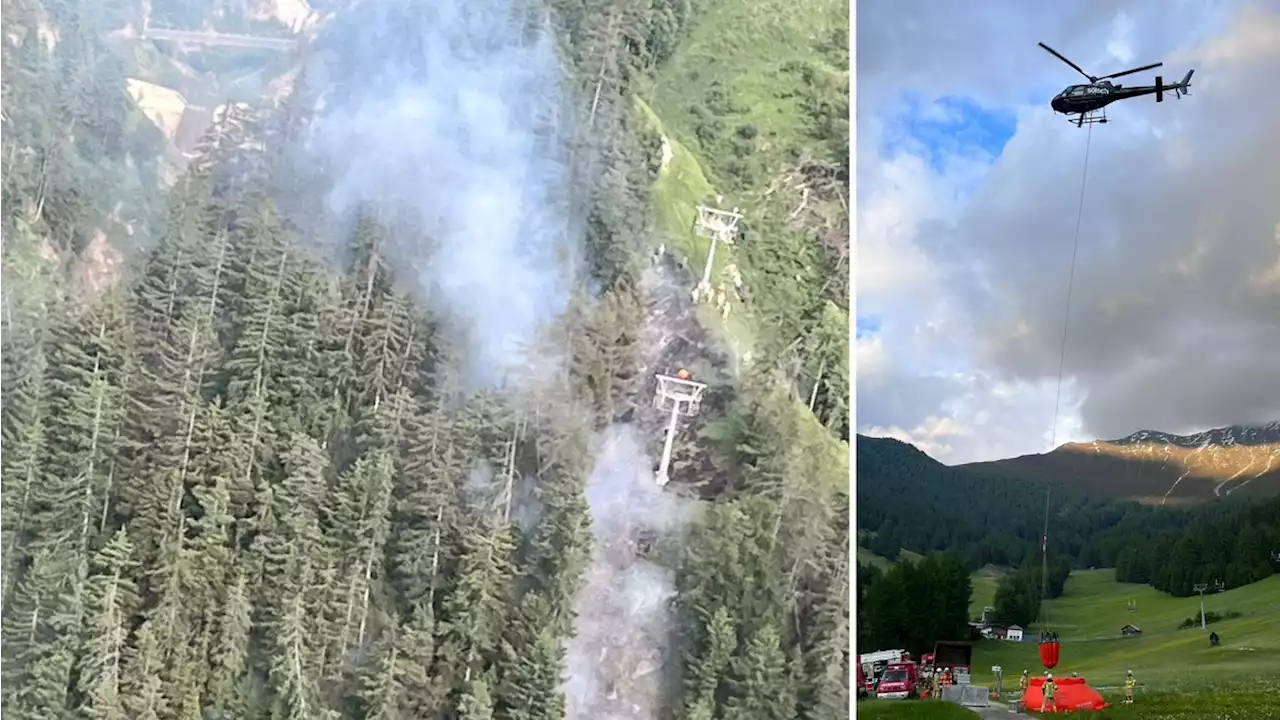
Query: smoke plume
[
  {"left": 565, "top": 424, "right": 698, "bottom": 719},
  {"left": 304, "top": 0, "right": 578, "bottom": 380}
]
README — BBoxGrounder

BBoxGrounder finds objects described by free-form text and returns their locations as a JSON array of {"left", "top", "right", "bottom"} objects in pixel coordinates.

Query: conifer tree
[
  {"left": 495, "top": 593, "right": 567, "bottom": 720},
  {"left": 442, "top": 520, "right": 519, "bottom": 683},
  {"left": 722, "top": 623, "right": 796, "bottom": 720},
  {"left": 458, "top": 676, "right": 497, "bottom": 720},
  {"left": 389, "top": 390, "right": 463, "bottom": 610},
  {"left": 1, "top": 345, "right": 49, "bottom": 604},
  {"left": 681, "top": 605, "right": 737, "bottom": 718},
  {"left": 396, "top": 601, "right": 448, "bottom": 716},
  {"left": 76, "top": 528, "right": 140, "bottom": 720}
]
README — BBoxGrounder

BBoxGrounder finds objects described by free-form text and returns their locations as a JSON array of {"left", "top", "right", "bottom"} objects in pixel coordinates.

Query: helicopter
[{"left": 1040, "top": 42, "right": 1194, "bottom": 127}]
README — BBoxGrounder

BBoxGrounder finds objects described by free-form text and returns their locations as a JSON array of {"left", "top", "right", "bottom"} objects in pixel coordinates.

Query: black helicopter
[{"left": 1040, "top": 42, "right": 1194, "bottom": 127}]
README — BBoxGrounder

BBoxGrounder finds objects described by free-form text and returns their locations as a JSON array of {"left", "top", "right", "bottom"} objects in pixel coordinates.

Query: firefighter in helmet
[
  {"left": 1042, "top": 672, "right": 1058, "bottom": 713},
  {"left": 1019, "top": 670, "right": 1029, "bottom": 693},
  {"left": 1124, "top": 669, "right": 1136, "bottom": 705},
  {"left": 676, "top": 368, "right": 691, "bottom": 380}
]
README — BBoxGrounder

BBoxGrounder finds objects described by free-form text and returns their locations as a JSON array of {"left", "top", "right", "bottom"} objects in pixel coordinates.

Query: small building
[
  {"left": 1121, "top": 624, "right": 1142, "bottom": 637},
  {"left": 988, "top": 624, "right": 1012, "bottom": 640},
  {"left": 1005, "top": 625, "right": 1024, "bottom": 642}
]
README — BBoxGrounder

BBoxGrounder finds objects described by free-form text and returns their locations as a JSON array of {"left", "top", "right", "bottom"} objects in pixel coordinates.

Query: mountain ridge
[{"left": 955, "top": 421, "right": 1280, "bottom": 505}]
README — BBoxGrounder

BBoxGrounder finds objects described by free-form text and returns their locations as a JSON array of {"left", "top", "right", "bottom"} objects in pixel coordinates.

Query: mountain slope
[
  {"left": 643, "top": 0, "right": 850, "bottom": 439},
  {"left": 855, "top": 434, "right": 1108, "bottom": 570},
  {"left": 959, "top": 422, "right": 1280, "bottom": 506}
]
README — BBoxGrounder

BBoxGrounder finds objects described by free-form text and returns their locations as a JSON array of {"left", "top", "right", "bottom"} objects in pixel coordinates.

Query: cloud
[
  {"left": 862, "top": 416, "right": 969, "bottom": 459},
  {"left": 857, "top": 1, "right": 1280, "bottom": 462},
  {"left": 1107, "top": 12, "right": 1136, "bottom": 64}
]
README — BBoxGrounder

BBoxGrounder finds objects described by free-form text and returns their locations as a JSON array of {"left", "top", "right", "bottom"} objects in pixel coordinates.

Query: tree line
[
  {"left": 857, "top": 435, "right": 1208, "bottom": 572},
  {"left": 855, "top": 553, "right": 970, "bottom": 657},
  {"left": 989, "top": 556, "right": 1073, "bottom": 628},
  {"left": 1113, "top": 494, "right": 1280, "bottom": 597}
]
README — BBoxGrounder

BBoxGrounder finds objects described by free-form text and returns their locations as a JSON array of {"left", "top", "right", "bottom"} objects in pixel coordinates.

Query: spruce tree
[{"left": 722, "top": 622, "right": 795, "bottom": 720}]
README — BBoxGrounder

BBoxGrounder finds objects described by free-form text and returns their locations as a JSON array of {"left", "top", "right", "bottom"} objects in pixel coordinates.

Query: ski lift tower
[
  {"left": 1193, "top": 579, "right": 1224, "bottom": 630},
  {"left": 693, "top": 205, "right": 743, "bottom": 302},
  {"left": 652, "top": 371, "right": 707, "bottom": 487}
]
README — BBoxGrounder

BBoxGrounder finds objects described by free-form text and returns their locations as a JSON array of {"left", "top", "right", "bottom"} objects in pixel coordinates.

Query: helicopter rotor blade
[
  {"left": 1039, "top": 42, "right": 1096, "bottom": 82},
  {"left": 1100, "top": 61, "right": 1163, "bottom": 81}
]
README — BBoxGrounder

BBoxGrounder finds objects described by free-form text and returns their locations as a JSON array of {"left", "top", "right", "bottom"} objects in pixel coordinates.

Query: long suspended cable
[{"left": 1041, "top": 123, "right": 1094, "bottom": 634}]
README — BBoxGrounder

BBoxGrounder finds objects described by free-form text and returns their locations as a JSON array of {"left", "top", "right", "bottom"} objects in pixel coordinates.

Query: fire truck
[{"left": 856, "top": 649, "right": 911, "bottom": 697}]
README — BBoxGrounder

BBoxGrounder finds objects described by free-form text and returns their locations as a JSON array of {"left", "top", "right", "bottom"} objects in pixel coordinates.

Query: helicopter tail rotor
[{"left": 1176, "top": 69, "right": 1194, "bottom": 98}]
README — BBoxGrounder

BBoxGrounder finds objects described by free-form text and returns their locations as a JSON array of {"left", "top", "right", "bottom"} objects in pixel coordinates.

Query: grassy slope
[
  {"left": 637, "top": 0, "right": 849, "bottom": 477},
  {"left": 647, "top": 0, "right": 846, "bottom": 170},
  {"left": 969, "top": 565, "right": 1007, "bottom": 620},
  {"left": 634, "top": 97, "right": 758, "bottom": 360},
  {"left": 968, "top": 570, "right": 1280, "bottom": 696}
]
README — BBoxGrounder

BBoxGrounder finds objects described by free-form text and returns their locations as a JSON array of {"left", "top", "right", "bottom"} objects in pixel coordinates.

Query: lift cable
[{"left": 1041, "top": 123, "right": 1095, "bottom": 632}]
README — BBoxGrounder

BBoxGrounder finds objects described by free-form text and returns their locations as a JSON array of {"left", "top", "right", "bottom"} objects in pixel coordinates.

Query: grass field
[
  {"left": 853, "top": 545, "right": 929, "bottom": 572},
  {"left": 965, "top": 570, "right": 1280, "bottom": 716},
  {"left": 969, "top": 564, "right": 1007, "bottom": 620},
  {"left": 863, "top": 688, "right": 1279, "bottom": 719},
  {"left": 857, "top": 554, "right": 1280, "bottom": 714},
  {"left": 857, "top": 700, "right": 979, "bottom": 719}
]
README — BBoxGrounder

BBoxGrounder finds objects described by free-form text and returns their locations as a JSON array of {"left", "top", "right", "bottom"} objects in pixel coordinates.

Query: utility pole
[
  {"left": 1192, "top": 579, "right": 1224, "bottom": 630},
  {"left": 652, "top": 372, "right": 707, "bottom": 487},
  {"left": 692, "top": 205, "right": 743, "bottom": 303}
]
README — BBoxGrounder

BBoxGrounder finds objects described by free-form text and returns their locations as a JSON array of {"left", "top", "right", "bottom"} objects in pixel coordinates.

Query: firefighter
[
  {"left": 1124, "top": 669, "right": 1136, "bottom": 705},
  {"left": 1042, "top": 673, "right": 1058, "bottom": 713},
  {"left": 1019, "top": 670, "right": 1029, "bottom": 694},
  {"left": 676, "top": 369, "right": 691, "bottom": 380}
]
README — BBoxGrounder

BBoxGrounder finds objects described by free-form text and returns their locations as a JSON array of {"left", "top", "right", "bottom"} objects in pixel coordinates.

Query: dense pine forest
[
  {"left": 856, "top": 435, "right": 1166, "bottom": 570},
  {"left": 1112, "top": 495, "right": 1280, "bottom": 596},
  {"left": 2, "top": 0, "right": 850, "bottom": 718}
]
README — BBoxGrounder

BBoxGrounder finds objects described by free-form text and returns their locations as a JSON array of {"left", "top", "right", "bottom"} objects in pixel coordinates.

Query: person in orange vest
[{"left": 1042, "top": 672, "right": 1058, "bottom": 713}]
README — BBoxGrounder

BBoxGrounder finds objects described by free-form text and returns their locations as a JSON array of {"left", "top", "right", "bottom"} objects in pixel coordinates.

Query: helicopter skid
[{"left": 1070, "top": 108, "right": 1108, "bottom": 127}]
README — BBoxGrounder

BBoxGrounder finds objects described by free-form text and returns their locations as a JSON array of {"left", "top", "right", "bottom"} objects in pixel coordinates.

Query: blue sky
[
  {"left": 856, "top": 1, "right": 1280, "bottom": 463},
  {"left": 880, "top": 95, "right": 1018, "bottom": 172}
]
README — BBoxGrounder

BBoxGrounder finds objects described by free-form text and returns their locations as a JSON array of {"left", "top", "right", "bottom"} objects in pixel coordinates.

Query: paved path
[{"left": 969, "top": 699, "right": 1035, "bottom": 719}]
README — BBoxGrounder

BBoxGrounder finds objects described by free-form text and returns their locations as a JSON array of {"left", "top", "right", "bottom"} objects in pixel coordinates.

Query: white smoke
[
  {"left": 298, "top": 4, "right": 698, "bottom": 715},
  {"left": 304, "top": 0, "right": 579, "bottom": 382},
  {"left": 565, "top": 424, "right": 699, "bottom": 720}
]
